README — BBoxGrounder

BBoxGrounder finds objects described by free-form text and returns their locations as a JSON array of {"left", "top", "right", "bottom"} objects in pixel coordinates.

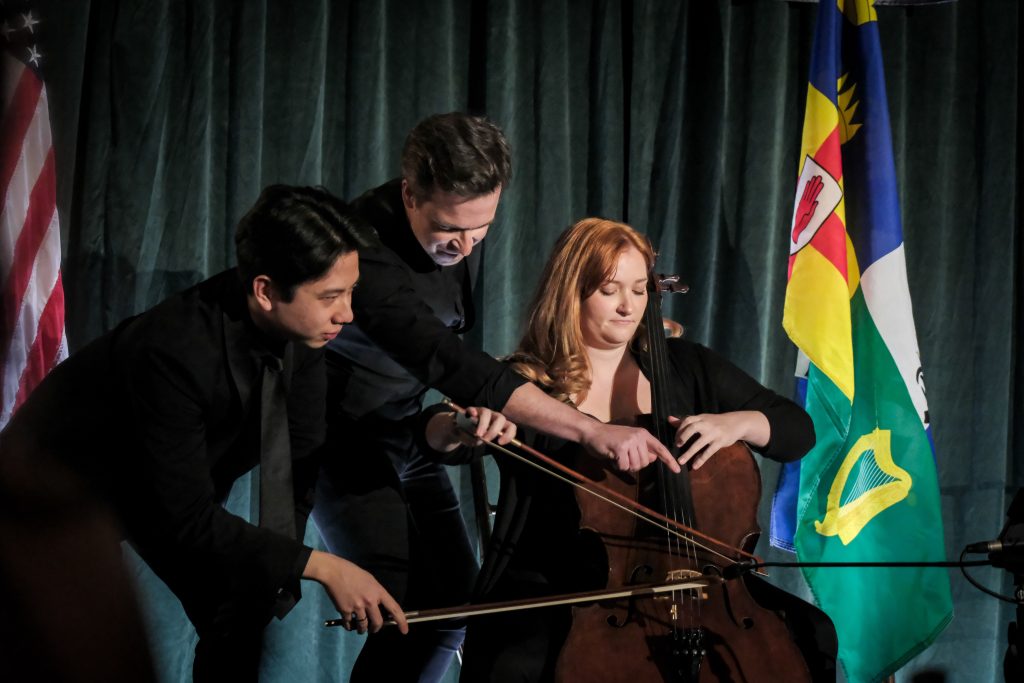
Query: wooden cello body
[
  {"left": 553, "top": 443, "right": 813, "bottom": 682},
  {"left": 552, "top": 273, "right": 814, "bottom": 682}
]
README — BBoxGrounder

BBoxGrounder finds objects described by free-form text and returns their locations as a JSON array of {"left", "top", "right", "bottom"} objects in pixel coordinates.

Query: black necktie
[{"left": 259, "top": 352, "right": 295, "bottom": 539}]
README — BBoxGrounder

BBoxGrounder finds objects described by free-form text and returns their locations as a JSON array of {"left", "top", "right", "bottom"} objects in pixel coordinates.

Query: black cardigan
[{"left": 468, "top": 338, "right": 815, "bottom": 601}]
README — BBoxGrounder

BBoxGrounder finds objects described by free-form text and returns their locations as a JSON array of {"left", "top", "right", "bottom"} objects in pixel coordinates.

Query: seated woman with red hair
[{"left": 428, "top": 217, "right": 836, "bottom": 682}]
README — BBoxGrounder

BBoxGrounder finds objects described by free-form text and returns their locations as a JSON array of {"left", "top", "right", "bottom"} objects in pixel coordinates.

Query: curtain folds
[{"left": 32, "top": 1, "right": 1021, "bottom": 681}]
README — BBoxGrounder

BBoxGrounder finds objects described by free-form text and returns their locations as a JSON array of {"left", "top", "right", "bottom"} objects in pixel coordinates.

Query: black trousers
[
  {"left": 130, "top": 536, "right": 279, "bottom": 683},
  {"left": 313, "top": 415, "right": 478, "bottom": 683},
  {"left": 460, "top": 587, "right": 571, "bottom": 683}
]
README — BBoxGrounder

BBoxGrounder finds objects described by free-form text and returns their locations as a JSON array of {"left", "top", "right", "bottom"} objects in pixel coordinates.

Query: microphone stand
[
  {"left": 996, "top": 489, "right": 1024, "bottom": 683},
  {"left": 1007, "top": 563, "right": 1023, "bottom": 683}
]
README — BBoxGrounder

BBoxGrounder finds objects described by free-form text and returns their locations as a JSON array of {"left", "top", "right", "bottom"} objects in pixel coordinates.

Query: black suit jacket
[
  {"left": 1, "top": 269, "right": 324, "bottom": 605},
  {"left": 324, "top": 179, "right": 525, "bottom": 422}
]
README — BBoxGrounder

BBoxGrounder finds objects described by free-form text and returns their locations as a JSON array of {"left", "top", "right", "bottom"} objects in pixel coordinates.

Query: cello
[
  {"left": 327, "top": 260, "right": 830, "bottom": 679},
  {"left": 550, "top": 273, "right": 816, "bottom": 682}
]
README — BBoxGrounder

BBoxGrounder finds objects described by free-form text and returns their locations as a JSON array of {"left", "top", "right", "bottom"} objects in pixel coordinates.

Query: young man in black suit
[{"left": 0, "top": 185, "right": 408, "bottom": 681}]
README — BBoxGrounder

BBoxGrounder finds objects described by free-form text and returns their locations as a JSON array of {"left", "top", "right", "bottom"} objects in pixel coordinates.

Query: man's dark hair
[
  {"left": 401, "top": 112, "right": 512, "bottom": 200},
  {"left": 235, "top": 185, "right": 377, "bottom": 301}
]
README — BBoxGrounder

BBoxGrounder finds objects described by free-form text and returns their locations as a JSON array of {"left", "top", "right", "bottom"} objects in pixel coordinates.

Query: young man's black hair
[{"left": 235, "top": 184, "right": 377, "bottom": 300}]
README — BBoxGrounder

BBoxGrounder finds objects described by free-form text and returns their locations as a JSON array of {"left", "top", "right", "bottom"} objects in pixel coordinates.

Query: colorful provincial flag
[{"left": 769, "top": 1, "right": 953, "bottom": 681}]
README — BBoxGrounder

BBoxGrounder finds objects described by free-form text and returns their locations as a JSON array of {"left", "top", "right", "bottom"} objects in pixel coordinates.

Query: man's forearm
[
  {"left": 500, "top": 382, "right": 678, "bottom": 473},
  {"left": 501, "top": 382, "right": 596, "bottom": 443}
]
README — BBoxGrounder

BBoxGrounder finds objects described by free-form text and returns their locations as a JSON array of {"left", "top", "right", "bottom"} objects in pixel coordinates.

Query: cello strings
[
  {"left": 646, "top": 283, "right": 702, "bottom": 635},
  {"left": 446, "top": 400, "right": 745, "bottom": 564},
  {"left": 478, "top": 438, "right": 732, "bottom": 559}
]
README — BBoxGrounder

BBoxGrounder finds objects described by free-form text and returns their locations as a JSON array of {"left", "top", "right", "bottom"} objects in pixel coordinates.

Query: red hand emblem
[{"left": 792, "top": 175, "right": 824, "bottom": 243}]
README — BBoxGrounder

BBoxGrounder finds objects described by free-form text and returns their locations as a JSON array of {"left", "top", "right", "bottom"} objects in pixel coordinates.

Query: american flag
[{"left": 0, "top": 0, "right": 66, "bottom": 429}]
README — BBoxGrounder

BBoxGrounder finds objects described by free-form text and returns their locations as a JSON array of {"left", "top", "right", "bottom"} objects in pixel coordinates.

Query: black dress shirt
[{"left": 1, "top": 269, "right": 324, "bottom": 603}]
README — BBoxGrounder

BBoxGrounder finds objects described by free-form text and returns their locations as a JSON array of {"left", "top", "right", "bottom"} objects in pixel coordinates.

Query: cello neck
[{"left": 643, "top": 273, "right": 697, "bottom": 523}]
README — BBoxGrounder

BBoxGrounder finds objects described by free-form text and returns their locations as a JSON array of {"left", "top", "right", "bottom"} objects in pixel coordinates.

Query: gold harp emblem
[{"left": 814, "top": 428, "right": 911, "bottom": 545}]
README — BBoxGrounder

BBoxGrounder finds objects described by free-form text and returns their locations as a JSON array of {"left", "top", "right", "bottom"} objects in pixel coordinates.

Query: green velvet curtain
[{"left": 34, "top": 0, "right": 1020, "bottom": 681}]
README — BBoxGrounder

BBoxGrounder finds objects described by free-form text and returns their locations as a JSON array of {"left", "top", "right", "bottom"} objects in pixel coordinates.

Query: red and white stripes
[{"left": 1, "top": 53, "right": 67, "bottom": 428}]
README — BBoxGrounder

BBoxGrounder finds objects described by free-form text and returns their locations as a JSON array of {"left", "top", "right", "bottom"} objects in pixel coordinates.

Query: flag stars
[
  {"left": 26, "top": 44, "right": 40, "bottom": 66},
  {"left": 1, "top": 21, "right": 14, "bottom": 39},
  {"left": 20, "top": 11, "right": 38, "bottom": 33}
]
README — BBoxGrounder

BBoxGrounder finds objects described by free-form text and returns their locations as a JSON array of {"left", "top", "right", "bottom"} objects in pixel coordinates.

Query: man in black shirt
[
  {"left": 1, "top": 185, "right": 408, "bottom": 682},
  {"left": 313, "top": 113, "right": 678, "bottom": 682}
]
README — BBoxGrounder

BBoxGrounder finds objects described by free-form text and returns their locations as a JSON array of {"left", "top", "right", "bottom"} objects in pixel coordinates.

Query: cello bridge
[{"left": 656, "top": 569, "right": 707, "bottom": 601}]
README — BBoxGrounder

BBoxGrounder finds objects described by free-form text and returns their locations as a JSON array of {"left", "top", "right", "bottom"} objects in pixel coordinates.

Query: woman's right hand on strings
[{"left": 669, "top": 411, "right": 770, "bottom": 470}]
